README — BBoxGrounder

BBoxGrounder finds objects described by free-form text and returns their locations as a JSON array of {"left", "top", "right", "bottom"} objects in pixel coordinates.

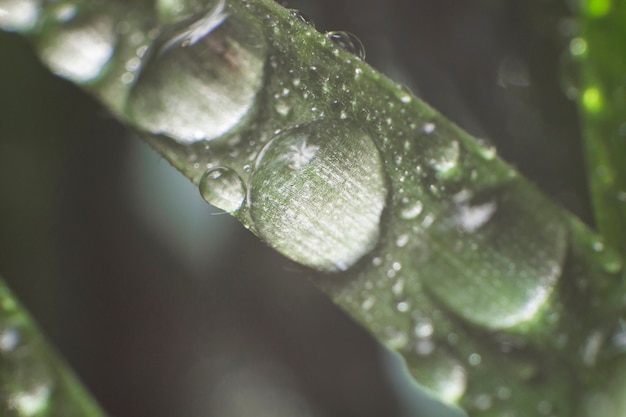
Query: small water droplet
[
  {"left": 497, "top": 386, "right": 512, "bottom": 400},
  {"left": 415, "top": 339, "right": 435, "bottom": 356},
  {"left": 414, "top": 318, "right": 434, "bottom": 338},
  {"left": 538, "top": 400, "right": 553, "bottom": 415},
  {"left": 129, "top": 3, "right": 267, "bottom": 143},
  {"left": 325, "top": 31, "right": 365, "bottom": 60},
  {"left": 400, "top": 200, "right": 423, "bottom": 220},
  {"left": 422, "top": 122, "right": 436, "bottom": 134},
  {"left": 249, "top": 119, "right": 388, "bottom": 272},
  {"left": 8, "top": 384, "right": 51, "bottom": 415},
  {"left": 199, "top": 166, "right": 246, "bottom": 213},
  {"left": 288, "top": 8, "right": 315, "bottom": 27},
  {"left": 570, "top": 37, "right": 588, "bottom": 57},
  {"left": 395, "top": 233, "right": 409, "bottom": 247},
  {"left": 454, "top": 190, "right": 497, "bottom": 233},
  {"left": 474, "top": 394, "right": 493, "bottom": 411},
  {"left": 0, "top": 0, "right": 39, "bottom": 32},
  {"left": 361, "top": 296, "right": 376, "bottom": 311},
  {"left": 429, "top": 140, "right": 460, "bottom": 179},
  {"left": 397, "top": 301, "right": 410, "bottom": 313},
  {"left": 392, "top": 278, "right": 405, "bottom": 296},
  {"left": 0, "top": 326, "right": 19, "bottom": 351},
  {"left": 468, "top": 353, "right": 482, "bottom": 366},
  {"left": 384, "top": 326, "right": 409, "bottom": 350},
  {"left": 581, "top": 330, "right": 604, "bottom": 366},
  {"left": 38, "top": 14, "right": 116, "bottom": 83}
]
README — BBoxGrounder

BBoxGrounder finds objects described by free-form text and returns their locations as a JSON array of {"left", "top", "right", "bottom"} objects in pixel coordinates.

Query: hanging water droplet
[
  {"left": 249, "top": 119, "right": 388, "bottom": 272},
  {"left": 199, "top": 166, "right": 246, "bottom": 213},
  {"left": 0, "top": 0, "right": 39, "bottom": 32},
  {"left": 405, "top": 348, "right": 467, "bottom": 404},
  {"left": 422, "top": 183, "right": 568, "bottom": 329},
  {"left": 37, "top": 14, "right": 116, "bottom": 83},
  {"left": 422, "top": 122, "right": 436, "bottom": 134},
  {"left": 128, "top": 1, "right": 268, "bottom": 143},
  {"left": 325, "top": 31, "right": 365, "bottom": 60}
]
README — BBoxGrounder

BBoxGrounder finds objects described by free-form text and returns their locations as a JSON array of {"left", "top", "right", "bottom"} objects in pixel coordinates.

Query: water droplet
[
  {"left": 497, "top": 386, "right": 512, "bottom": 400},
  {"left": 468, "top": 353, "right": 482, "bottom": 366},
  {"left": 129, "top": 2, "right": 268, "bottom": 143},
  {"left": 400, "top": 200, "right": 423, "bottom": 220},
  {"left": 414, "top": 318, "right": 434, "bottom": 338},
  {"left": 249, "top": 119, "right": 388, "bottom": 272},
  {"left": 361, "top": 296, "right": 376, "bottom": 311},
  {"left": 474, "top": 394, "right": 493, "bottom": 411},
  {"left": 384, "top": 326, "right": 409, "bottom": 350},
  {"left": 570, "top": 37, "right": 588, "bottom": 57},
  {"left": 37, "top": 14, "right": 116, "bottom": 83},
  {"left": 397, "top": 301, "right": 410, "bottom": 313},
  {"left": 8, "top": 384, "right": 51, "bottom": 415},
  {"left": 199, "top": 166, "right": 246, "bottom": 213},
  {"left": 454, "top": 190, "right": 497, "bottom": 233},
  {"left": 422, "top": 122, "right": 435, "bottom": 134},
  {"left": 392, "top": 278, "right": 405, "bottom": 296},
  {"left": 395, "top": 233, "right": 409, "bottom": 247},
  {"left": 288, "top": 8, "right": 315, "bottom": 28},
  {"left": 538, "top": 400, "right": 553, "bottom": 415},
  {"left": 581, "top": 330, "right": 604, "bottom": 366},
  {"left": 0, "top": 326, "right": 19, "bottom": 351},
  {"left": 429, "top": 140, "right": 460, "bottom": 179},
  {"left": 406, "top": 349, "right": 467, "bottom": 404},
  {"left": 0, "top": 0, "right": 39, "bottom": 32},
  {"left": 325, "top": 31, "right": 365, "bottom": 60},
  {"left": 422, "top": 184, "right": 568, "bottom": 329}
]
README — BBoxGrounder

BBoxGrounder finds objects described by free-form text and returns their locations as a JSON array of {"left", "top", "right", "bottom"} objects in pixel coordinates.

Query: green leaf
[
  {"left": 3, "top": 0, "right": 626, "bottom": 415},
  {"left": 575, "top": 0, "right": 626, "bottom": 256},
  {"left": 0, "top": 277, "right": 105, "bottom": 417}
]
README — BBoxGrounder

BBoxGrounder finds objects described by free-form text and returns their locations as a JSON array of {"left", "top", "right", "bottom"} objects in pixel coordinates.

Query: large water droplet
[
  {"left": 406, "top": 348, "right": 467, "bottom": 404},
  {"left": 199, "top": 166, "right": 246, "bottom": 213},
  {"left": 326, "top": 31, "right": 365, "bottom": 60},
  {"left": 128, "top": 0, "right": 267, "bottom": 143},
  {"left": 249, "top": 119, "right": 388, "bottom": 272},
  {"left": 0, "top": 0, "right": 39, "bottom": 32},
  {"left": 422, "top": 182, "right": 568, "bottom": 329},
  {"left": 37, "top": 13, "right": 116, "bottom": 83}
]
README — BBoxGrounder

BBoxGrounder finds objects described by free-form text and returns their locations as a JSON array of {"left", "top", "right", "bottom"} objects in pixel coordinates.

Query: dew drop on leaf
[
  {"left": 0, "top": 0, "right": 39, "bottom": 32},
  {"left": 422, "top": 183, "right": 568, "bottom": 329},
  {"left": 325, "top": 31, "right": 366, "bottom": 60},
  {"left": 37, "top": 13, "right": 116, "bottom": 83},
  {"left": 249, "top": 119, "right": 388, "bottom": 272},
  {"left": 128, "top": 1, "right": 268, "bottom": 143},
  {"left": 199, "top": 166, "right": 246, "bottom": 213}
]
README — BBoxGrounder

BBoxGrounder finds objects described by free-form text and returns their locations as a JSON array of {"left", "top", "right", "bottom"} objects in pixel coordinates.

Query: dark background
[{"left": 0, "top": 0, "right": 590, "bottom": 416}]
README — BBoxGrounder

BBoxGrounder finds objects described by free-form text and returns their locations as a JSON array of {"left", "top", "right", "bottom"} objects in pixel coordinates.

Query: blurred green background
[{"left": 0, "top": 0, "right": 591, "bottom": 416}]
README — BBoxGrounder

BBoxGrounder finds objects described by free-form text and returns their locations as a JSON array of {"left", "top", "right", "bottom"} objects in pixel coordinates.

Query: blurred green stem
[
  {"left": 0, "top": 277, "right": 106, "bottom": 417},
  {"left": 577, "top": 0, "right": 626, "bottom": 256}
]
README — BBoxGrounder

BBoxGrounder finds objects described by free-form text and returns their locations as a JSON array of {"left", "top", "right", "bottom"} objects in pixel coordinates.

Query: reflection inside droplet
[{"left": 249, "top": 119, "right": 387, "bottom": 272}]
